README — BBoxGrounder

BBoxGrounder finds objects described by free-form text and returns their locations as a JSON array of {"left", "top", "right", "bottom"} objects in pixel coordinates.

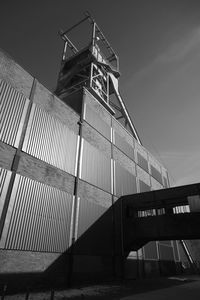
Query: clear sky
[{"left": 1, "top": 0, "right": 200, "bottom": 186}]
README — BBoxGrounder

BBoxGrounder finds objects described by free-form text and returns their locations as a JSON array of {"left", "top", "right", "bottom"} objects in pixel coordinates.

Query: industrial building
[{"left": 0, "top": 13, "right": 199, "bottom": 289}]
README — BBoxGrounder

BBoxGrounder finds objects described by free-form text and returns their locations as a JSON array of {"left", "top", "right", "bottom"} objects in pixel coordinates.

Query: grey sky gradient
[{"left": 1, "top": 0, "right": 200, "bottom": 186}]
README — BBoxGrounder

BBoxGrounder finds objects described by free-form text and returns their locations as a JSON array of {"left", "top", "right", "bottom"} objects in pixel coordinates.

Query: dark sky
[{"left": 1, "top": 0, "right": 200, "bottom": 186}]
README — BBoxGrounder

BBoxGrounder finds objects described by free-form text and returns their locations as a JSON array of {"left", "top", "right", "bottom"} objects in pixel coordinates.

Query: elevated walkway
[{"left": 121, "top": 183, "right": 200, "bottom": 251}]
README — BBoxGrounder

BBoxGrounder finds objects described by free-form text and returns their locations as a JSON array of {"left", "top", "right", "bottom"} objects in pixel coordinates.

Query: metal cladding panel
[
  {"left": 112, "top": 118, "right": 134, "bottom": 146},
  {"left": 163, "top": 176, "right": 168, "bottom": 188},
  {"left": 0, "top": 80, "right": 29, "bottom": 147},
  {"left": 77, "top": 198, "right": 108, "bottom": 238},
  {"left": 139, "top": 180, "right": 151, "bottom": 193},
  {"left": 84, "top": 104, "right": 111, "bottom": 140},
  {"left": 137, "top": 166, "right": 151, "bottom": 190},
  {"left": 0, "top": 167, "right": 11, "bottom": 219},
  {"left": 82, "top": 121, "right": 111, "bottom": 157},
  {"left": 144, "top": 242, "right": 158, "bottom": 260},
  {"left": 114, "top": 131, "right": 134, "bottom": 160},
  {"left": 172, "top": 241, "right": 180, "bottom": 261},
  {"left": 115, "top": 162, "right": 137, "bottom": 196},
  {"left": 151, "top": 177, "right": 163, "bottom": 191},
  {"left": 81, "top": 140, "right": 111, "bottom": 193},
  {"left": 23, "top": 104, "right": 78, "bottom": 175},
  {"left": 76, "top": 181, "right": 113, "bottom": 255},
  {"left": 33, "top": 81, "right": 80, "bottom": 134},
  {"left": 159, "top": 244, "right": 174, "bottom": 261},
  {"left": 4, "top": 175, "right": 73, "bottom": 252},
  {"left": 150, "top": 165, "right": 163, "bottom": 184},
  {"left": 113, "top": 146, "right": 136, "bottom": 175},
  {"left": 137, "top": 152, "right": 149, "bottom": 173}
]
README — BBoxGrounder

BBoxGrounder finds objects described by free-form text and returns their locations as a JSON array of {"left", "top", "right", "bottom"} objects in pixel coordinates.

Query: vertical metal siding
[
  {"left": 0, "top": 168, "right": 9, "bottom": 198},
  {"left": 172, "top": 241, "right": 180, "bottom": 261},
  {"left": 114, "top": 131, "right": 134, "bottom": 160},
  {"left": 77, "top": 198, "right": 107, "bottom": 238},
  {"left": 163, "top": 176, "right": 168, "bottom": 188},
  {"left": 150, "top": 165, "right": 163, "bottom": 184},
  {"left": 5, "top": 175, "right": 73, "bottom": 252},
  {"left": 144, "top": 242, "right": 158, "bottom": 260},
  {"left": 137, "top": 152, "right": 149, "bottom": 172},
  {"left": 115, "top": 162, "right": 137, "bottom": 196},
  {"left": 139, "top": 180, "right": 151, "bottom": 193},
  {"left": 159, "top": 244, "right": 174, "bottom": 261},
  {"left": 151, "top": 177, "right": 163, "bottom": 190},
  {"left": 85, "top": 104, "right": 111, "bottom": 140},
  {"left": 81, "top": 140, "right": 111, "bottom": 193},
  {"left": 0, "top": 167, "right": 11, "bottom": 220},
  {"left": 0, "top": 80, "right": 29, "bottom": 147},
  {"left": 23, "top": 104, "right": 78, "bottom": 175}
]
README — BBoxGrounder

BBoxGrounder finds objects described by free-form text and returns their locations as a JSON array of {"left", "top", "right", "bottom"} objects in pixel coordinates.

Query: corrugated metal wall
[
  {"left": 172, "top": 241, "right": 180, "bottom": 261},
  {"left": 81, "top": 140, "right": 111, "bottom": 193},
  {"left": 0, "top": 167, "right": 11, "bottom": 219},
  {"left": 4, "top": 175, "right": 73, "bottom": 252},
  {"left": 115, "top": 162, "right": 137, "bottom": 196},
  {"left": 23, "top": 104, "right": 78, "bottom": 175},
  {"left": 151, "top": 176, "right": 163, "bottom": 190},
  {"left": 159, "top": 243, "right": 174, "bottom": 261},
  {"left": 84, "top": 104, "right": 111, "bottom": 140},
  {"left": 144, "top": 242, "right": 158, "bottom": 260},
  {"left": 163, "top": 176, "right": 168, "bottom": 188},
  {"left": 76, "top": 180, "right": 113, "bottom": 255},
  {"left": 77, "top": 198, "right": 108, "bottom": 238},
  {"left": 139, "top": 180, "right": 151, "bottom": 193},
  {"left": 0, "top": 80, "right": 29, "bottom": 147},
  {"left": 150, "top": 165, "right": 163, "bottom": 184},
  {"left": 114, "top": 131, "right": 134, "bottom": 160},
  {"left": 137, "top": 165, "right": 151, "bottom": 187},
  {"left": 137, "top": 152, "right": 149, "bottom": 173}
]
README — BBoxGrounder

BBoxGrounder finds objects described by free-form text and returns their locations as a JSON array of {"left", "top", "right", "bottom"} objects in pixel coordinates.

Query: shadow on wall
[{"left": 0, "top": 197, "right": 187, "bottom": 294}]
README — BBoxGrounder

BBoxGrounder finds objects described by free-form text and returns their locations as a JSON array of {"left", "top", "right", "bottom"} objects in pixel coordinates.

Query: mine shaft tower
[{"left": 55, "top": 12, "right": 141, "bottom": 143}]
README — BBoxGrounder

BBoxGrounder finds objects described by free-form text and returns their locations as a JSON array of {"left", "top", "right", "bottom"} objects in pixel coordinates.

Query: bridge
[{"left": 120, "top": 183, "right": 200, "bottom": 251}]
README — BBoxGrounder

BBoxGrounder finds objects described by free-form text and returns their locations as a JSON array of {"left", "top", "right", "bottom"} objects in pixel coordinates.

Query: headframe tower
[{"left": 55, "top": 12, "right": 141, "bottom": 143}]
